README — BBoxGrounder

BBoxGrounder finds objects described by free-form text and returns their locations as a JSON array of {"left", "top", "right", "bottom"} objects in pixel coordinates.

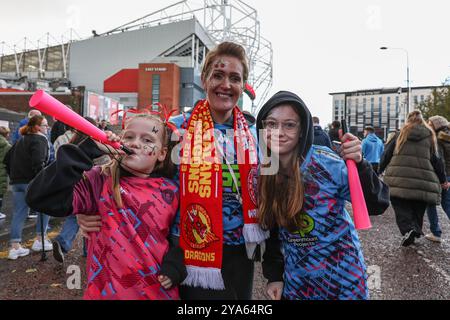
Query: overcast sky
[{"left": 1, "top": 0, "right": 449, "bottom": 125}]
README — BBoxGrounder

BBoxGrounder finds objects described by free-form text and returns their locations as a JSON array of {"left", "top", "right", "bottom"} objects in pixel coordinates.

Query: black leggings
[
  {"left": 179, "top": 244, "right": 255, "bottom": 300},
  {"left": 391, "top": 197, "right": 427, "bottom": 236}
]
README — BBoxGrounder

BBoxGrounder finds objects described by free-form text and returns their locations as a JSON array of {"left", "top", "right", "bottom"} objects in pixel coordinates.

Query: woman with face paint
[
  {"left": 26, "top": 114, "right": 186, "bottom": 299},
  {"left": 257, "top": 91, "right": 390, "bottom": 300},
  {"left": 165, "top": 41, "right": 268, "bottom": 300}
]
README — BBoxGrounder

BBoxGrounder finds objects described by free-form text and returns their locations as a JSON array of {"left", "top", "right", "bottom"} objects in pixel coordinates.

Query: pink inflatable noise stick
[
  {"left": 341, "top": 120, "right": 372, "bottom": 230},
  {"left": 29, "top": 90, "right": 132, "bottom": 155}
]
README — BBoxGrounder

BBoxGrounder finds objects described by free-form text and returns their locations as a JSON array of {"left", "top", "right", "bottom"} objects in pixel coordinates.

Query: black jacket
[
  {"left": 25, "top": 138, "right": 186, "bottom": 286},
  {"left": 256, "top": 91, "right": 390, "bottom": 283},
  {"left": 8, "top": 134, "right": 49, "bottom": 185},
  {"left": 328, "top": 128, "right": 340, "bottom": 142},
  {"left": 50, "top": 120, "right": 68, "bottom": 144},
  {"left": 313, "top": 125, "right": 332, "bottom": 148}
]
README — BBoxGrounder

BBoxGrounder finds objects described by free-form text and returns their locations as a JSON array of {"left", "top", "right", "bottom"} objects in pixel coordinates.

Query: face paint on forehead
[{"left": 214, "top": 58, "right": 230, "bottom": 69}]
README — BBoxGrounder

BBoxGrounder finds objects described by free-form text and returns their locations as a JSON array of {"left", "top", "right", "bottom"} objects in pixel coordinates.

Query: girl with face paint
[{"left": 26, "top": 114, "right": 186, "bottom": 300}]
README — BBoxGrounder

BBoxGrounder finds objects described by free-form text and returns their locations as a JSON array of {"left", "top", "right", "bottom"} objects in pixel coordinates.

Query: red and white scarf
[{"left": 179, "top": 100, "right": 267, "bottom": 290}]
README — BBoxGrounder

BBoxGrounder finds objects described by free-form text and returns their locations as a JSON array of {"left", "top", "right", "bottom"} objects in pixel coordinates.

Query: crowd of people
[{"left": 0, "top": 40, "right": 448, "bottom": 300}]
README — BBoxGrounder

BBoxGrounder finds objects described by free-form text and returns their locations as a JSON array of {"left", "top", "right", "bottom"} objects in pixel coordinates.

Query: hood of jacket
[
  {"left": 313, "top": 125, "right": 325, "bottom": 135},
  {"left": 407, "top": 125, "right": 432, "bottom": 142},
  {"left": 366, "top": 133, "right": 381, "bottom": 143},
  {"left": 438, "top": 130, "right": 450, "bottom": 143},
  {"left": 256, "top": 91, "right": 313, "bottom": 159}
]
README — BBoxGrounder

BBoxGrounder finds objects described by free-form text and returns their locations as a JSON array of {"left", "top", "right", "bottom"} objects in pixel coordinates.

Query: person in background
[
  {"left": 379, "top": 111, "right": 447, "bottom": 247},
  {"left": 385, "top": 130, "right": 399, "bottom": 146},
  {"left": 98, "top": 119, "right": 111, "bottom": 131},
  {"left": 424, "top": 116, "right": 450, "bottom": 243},
  {"left": 50, "top": 104, "right": 71, "bottom": 144},
  {"left": 0, "top": 126, "right": 12, "bottom": 219},
  {"left": 362, "top": 126, "right": 384, "bottom": 174},
  {"left": 312, "top": 116, "right": 332, "bottom": 148},
  {"left": 12, "top": 109, "right": 42, "bottom": 144},
  {"left": 328, "top": 120, "right": 341, "bottom": 142},
  {"left": 51, "top": 118, "right": 110, "bottom": 263},
  {"left": 328, "top": 120, "right": 342, "bottom": 153}
]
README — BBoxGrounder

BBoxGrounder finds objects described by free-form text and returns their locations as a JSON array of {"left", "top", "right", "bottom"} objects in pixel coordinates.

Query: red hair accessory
[{"left": 111, "top": 104, "right": 182, "bottom": 137}]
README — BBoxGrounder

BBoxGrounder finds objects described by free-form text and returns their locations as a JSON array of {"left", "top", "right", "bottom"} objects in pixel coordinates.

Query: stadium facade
[{"left": 0, "top": 0, "right": 273, "bottom": 127}]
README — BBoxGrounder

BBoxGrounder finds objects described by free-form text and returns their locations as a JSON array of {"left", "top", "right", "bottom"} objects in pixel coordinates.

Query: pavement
[
  {"left": 358, "top": 204, "right": 450, "bottom": 300},
  {"left": 0, "top": 190, "right": 63, "bottom": 244}
]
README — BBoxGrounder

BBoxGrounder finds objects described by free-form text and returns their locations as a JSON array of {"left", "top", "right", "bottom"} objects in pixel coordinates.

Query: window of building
[
  {"left": 395, "top": 96, "right": 399, "bottom": 115},
  {"left": 387, "top": 96, "right": 391, "bottom": 125}
]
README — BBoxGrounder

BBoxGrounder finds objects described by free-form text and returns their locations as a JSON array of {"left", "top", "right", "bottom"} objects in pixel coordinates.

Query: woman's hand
[
  {"left": 158, "top": 275, "right": 173, "bottom": 290},
  {"left": 76, "top": 214, "right": 102, "bottom": 238},
  {"left": 266, "top": 281, "right": 283, "bottom": 300},
  {"left": 340, "top": 133, "right": 363, "bottom": 163}
]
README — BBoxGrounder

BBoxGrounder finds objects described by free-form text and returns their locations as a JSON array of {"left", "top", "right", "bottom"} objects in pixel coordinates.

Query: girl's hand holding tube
[{"left": 339, "top": 133, "right": 363, "bottom": 163}]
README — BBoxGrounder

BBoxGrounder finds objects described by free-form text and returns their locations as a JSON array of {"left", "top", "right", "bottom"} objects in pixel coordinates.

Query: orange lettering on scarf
[{"left": 185, "top": 250, "right": 216, "bottom": 262}]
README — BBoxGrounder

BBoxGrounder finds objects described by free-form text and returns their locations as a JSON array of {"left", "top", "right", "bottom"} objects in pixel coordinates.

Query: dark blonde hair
[
  {"left": 258, "top": 105, "right": 305, "bottom": 232},
  {"left": 102, "top": 114, "right": 175, "bottom": 208},
  {"left": 395, "top": 110, "right": 437, "bottom": 155},
  {"left": 19, "top": 115, "right": 46, "bottom": 136},
  {"left": 201, "top": 41, "right": 249, "bottom": 84}
]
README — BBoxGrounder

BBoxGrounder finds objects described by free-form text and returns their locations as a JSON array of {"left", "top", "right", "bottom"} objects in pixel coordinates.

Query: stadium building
[{"left": 0, "top": 0, "right": 273, "bottom": 130}]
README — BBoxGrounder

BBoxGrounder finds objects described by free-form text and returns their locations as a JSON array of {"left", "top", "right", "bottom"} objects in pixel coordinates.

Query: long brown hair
[
  {"left": 19, "top": 115, "right": 45, "bottom": 135},
  {"left": 101, "top": 114, "right": 175, "bottom": 208},
  {"left": 258, "top": 106, "right": 305, "bottom": 233},
  {"left": 395, "top": 110, "right": 437, "bottom": 155}
]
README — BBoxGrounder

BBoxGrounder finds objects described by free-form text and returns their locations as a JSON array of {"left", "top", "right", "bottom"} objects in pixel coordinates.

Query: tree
[{"left": 417, "top": 85, "right": 450, "bottom": 120}]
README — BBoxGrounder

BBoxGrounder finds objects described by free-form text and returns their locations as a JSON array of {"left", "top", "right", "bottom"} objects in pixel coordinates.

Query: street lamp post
[{"left": 380, "top": 46, "right": 411, "bottom": 125}]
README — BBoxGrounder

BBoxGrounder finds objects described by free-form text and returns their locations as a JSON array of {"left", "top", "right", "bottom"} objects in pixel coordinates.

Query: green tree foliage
[{"left": 417, "top": 85, "right": 450, "bottom": 120}]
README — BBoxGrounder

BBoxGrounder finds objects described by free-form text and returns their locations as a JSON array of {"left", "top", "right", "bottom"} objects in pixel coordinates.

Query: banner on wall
[{"left": 85, "top": 91, "right": 122, "bottom": 125}]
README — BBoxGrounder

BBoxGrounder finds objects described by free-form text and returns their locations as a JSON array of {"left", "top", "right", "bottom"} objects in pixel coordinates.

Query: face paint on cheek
[{"left": 143, "top": 145, "right": 158, "bottom": 156}]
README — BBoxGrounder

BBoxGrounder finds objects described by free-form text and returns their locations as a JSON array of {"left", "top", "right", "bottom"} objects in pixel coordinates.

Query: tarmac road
[{"left": 1, "top": 203, "right": 450, "bottom": 300}]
